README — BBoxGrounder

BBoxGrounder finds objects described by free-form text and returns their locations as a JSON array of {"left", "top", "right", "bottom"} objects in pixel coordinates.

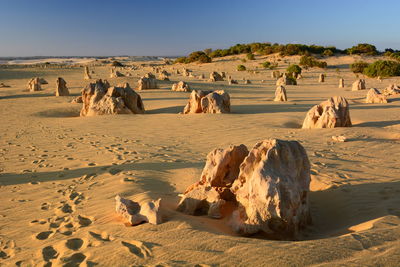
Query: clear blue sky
[{"left": 0, "top": 0, "right": 399, "bottom": 56}]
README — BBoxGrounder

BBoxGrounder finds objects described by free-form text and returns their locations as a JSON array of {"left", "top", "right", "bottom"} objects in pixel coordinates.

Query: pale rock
[
  {"left": 55, "top": 77, "right": 69, "bottom": 96},
  {"left": 302, "top": 96, "right": 352, "bottom": 129},
  {"left": 171, "top": 81, "right": 191, "bottom": 92},
  {"left": 230, "top": 139, "right": 311, "bottom": 238},
  {"left": 274, "top": 85, "right": 287, "bottom": 102},
  {"left": 366, "top": 88, "right": 387, "bottom": 104},
  {"left": 115, "top": 195, "right": 162, "bottom": 225}
]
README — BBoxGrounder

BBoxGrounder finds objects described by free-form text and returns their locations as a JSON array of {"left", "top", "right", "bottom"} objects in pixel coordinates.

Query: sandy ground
[{"left": 0, "top": 54, "right": 400, "bottom": 266}]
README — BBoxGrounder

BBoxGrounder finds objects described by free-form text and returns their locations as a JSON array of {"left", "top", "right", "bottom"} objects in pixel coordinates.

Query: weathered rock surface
[
  {"left": 55, "top": 77, "right": 69, "bottom": 96},
  {"left": 71, "top": 96, "right": 83, "bottom": 103},
  {"left": 302, "top": 96, "right": 352, "bottom": 129},
  {"left": 80, "top": 80, "right": 144, "bottom": 116},
  {"left": 84, "top": 66, "right": 92, "bottom": 80},
  {"left": 110, "top": 68, "right": 124, "bottom": 78},
  {"left": 318, "top": 74, "right": 325, "bottom": 83},
  {"left": 137, "top": 76, "right": 158, "bottom": 90},
  {"left": 383, "top": 84, "right": 400, "bottom": 96},
  {"left": 366, "top": 88, "right": 387, "bottom": 104},
  {"left": 230, "top": 139, "right": 311, "bottom": 238},
  {"left": 209, "top": 71, "right": 224, "bottom": 82},
  {"left": 183, "top": 90, "right": 230, "bottom": 114},
  {"left": 38, "top": 78, "right": 48, "bottom": 84},
  {"left": 27, "top": 78, "right": 41, "bottom": 91},
  {"left": 0, "top": 83, "right": 10, "bottom": 88},
  {"left": 339, "top": 78, "right": 344, "bottom": 88},
  {"left": 177, "top": 145, "right": 249, "bottom": 218},
  {"left": 352, "top": 79, "right": 366, "bottom": 91},
  {"left": 228, "top": 78, "right": 238, "bottom": 85},
  {"left": 274, "top": 85, "right": 287, "bottom": 102},
  {"left": 115, "top": 195, "right": 162, "bottom": 225},
  {"left": 271, "top": 70, "right": 280, "bottom": 79},
  {"left": 171, "top": 81, "right": 191, "bottom": 92},
  {"left": 158, "top": 73, "right": 170, "bottom": 81},
  {"left": 244, "top": 79, "right": 251, "bottom": 84}
]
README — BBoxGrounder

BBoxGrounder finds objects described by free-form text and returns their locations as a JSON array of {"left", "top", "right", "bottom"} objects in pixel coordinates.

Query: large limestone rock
[
  {"left": 339, "top": 78, "right": 344, "bottom": 88},
  {"left": 84, "top": 66, "right": 92, "bottom": 80},
  {"left": 383, "top": 84, "right": 400, "bottom": 96},
  {"left": 137, "top": 76, "right": 158, "bottom": 90},
  {"left": 80, "top": 80, "right": 144, "bottom": 116},
  {"left": 209, "top": 71, "right": 224, "bottom": 82},
  {"left": 352, "top": 79, "right": 366, "bottom": 91},
  {"left": 27, "top": 78, "right": 41, "bottom": 91},
  {"left": 171, "top": 81, "right": 191, "bottom": 92},
  {"left": 230, "top": 139, "right": 311, "bottom": 238},
  {"left": 274, "top": 85, "right": 287, "bottom": 102},
  {"left": 302, "top": 96, "right": 352, "bottom": 129},
  {"left": 318, "top": 74, "right": 325, "bottom": 83},
  {"left": 177, "top": 145, "right": 249, "bottom": 218},
  {"left": 55, "top": 77, "right": 69, "bottom": 96},
  {"left": 183, "top": 90, "right": 230, "bottom": 114},
  {"left": 366, "top": 88, "right": 387, "bottom": 104},
  {"left": 115, "top": 195, "right": 162, "bottom": 225}
]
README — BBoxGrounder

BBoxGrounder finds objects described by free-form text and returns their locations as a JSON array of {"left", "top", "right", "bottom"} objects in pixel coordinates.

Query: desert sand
[{"left": 0, "top": 54, "right": 400, "bottom": 266}]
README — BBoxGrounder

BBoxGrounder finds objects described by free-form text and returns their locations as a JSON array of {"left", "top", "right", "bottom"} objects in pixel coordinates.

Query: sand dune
[{"left": 0, "top": 54, "right": 399, "bottom": 266}]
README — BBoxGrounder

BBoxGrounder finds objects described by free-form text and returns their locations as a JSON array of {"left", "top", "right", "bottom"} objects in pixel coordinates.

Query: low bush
[
  {"left": 237, "top": 64, "right": 246, "bottom": 71},
  {"left": 286, "top": 64, "right": 302, "bottom": 75},
  {"left": 246, "top": 53, "right": 255, "bottom": 60},
  {"left": 346, "top": 43, "right": 377, "bottom": 55},
  {"left": 363, "top": 60, "right": 400, "bottom": 77},
  {"left": 350, "top": 61, "right": 369, "bottom": 73},
  {"left": 174, "top": 51, "right": 212, "bottom": 64},
  {"left": 299, "top": 55, "right": 327, "bottom": 68}
]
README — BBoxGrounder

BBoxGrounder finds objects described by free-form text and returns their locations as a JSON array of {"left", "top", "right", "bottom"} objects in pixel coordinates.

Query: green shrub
[
  {"left": 246, "top": 53, "right": 255, "bottom": 60},
  {"left": 111, "top": 60, "right": 123, "bottom": 67},
  {"left": 346, "top": 43, "right": 377, "bottom": 55},
  {"left": 197, "top": 54, "right": 212, "bottom": 63},
  {"left": 299, "top": 55, "right": 327, "bottom": 68},
  {"left": 350, "top": 61, "right": 369, "bottom": 73},
  {"left": 174, "top": 57, "right": 188, "bottom": 64},
  {"left": 286, "top": 64, "right": 302, "bottom": 75},
  {"left": 363, "top": 60, "right": 400, "bottom": 77},
  {"left": 322, "top": 49, "right": 334, "bottom": 57},
  {"left": 237, "top": 65, "right": 246, "bottom": 71},
  {"left": 174, "top": 51, "right": 211, "bottom": 64},
  {"left": 287, "top": 76, "right": 297, "bottom": 85},
  {"left": 241, "top": 58, "right": 247, "bottom": 63}
]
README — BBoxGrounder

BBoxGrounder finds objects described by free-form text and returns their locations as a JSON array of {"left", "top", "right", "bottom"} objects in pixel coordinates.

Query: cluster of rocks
[
  {"left": 383, "top": 84, "right": 400, "bottom": 96},
  {"left": 137, "top": 73, "right": 158, "bottom": 90},
  {"left": 352, "top": 79, "right": 366, "bottom": 91},
  {"left": 302, "top": 96, "right": 352, "bottom": 129},
  {"left": 366, "top": 88, "right": 387, "bottom": 104},
  {"left": 209, "top": 71, "right": 224, "bottom": 82},
  {"left": 110, "top": 68, "right": 125, "bottom": 78},
  {"left": 27, "top": 77, "right": 42, "bottom": 91},
  {"left": 183, "top": 90, "right": 230, "bottom": 114},
  {"left": 171, "top": 81, "right": 191, "bottom": 92},
  {"left": 80, "top": 80, "right": 144, "bottom": 116},
  {"left": 177, "top": 139, "right": 311, "bottom": 238}
]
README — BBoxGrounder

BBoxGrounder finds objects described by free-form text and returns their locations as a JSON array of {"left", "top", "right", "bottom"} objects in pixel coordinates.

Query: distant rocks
[
  {"left": 27, "top": 77, "right": 41, "bottom": 91},
  {"left": 55, "top": 77, "right": 69, "bottom": 96},
  {"left": 352, "top": 79, "right": 366, "bottom": 91},
  {"left": 0, "top": 83, "right": 10, "bottom": 88},
  {"left": 383, "top": 84, "right": 400, "bottom": 96},
  {"left": 318, "top": 74, "right": 325, "bottom": 83},
  {"left": 171, "top": 81, "right": 191, "bottom": 92},
  {"left": 209, "top": 71, "right": 224, "bottom": 82},
  {"left": 339, "top": 78, "right": 344, "bottom": 88},
  {"left": 183, "top": 90, "right": 230, "bottom": 114},
  {"left": 137, "top": 75, "right": 158, "bottom": 90},
  {"left": 366, "top": 88, "right": 387, "bottom": 104},
  {"left": 110, "top": 68, "right": 124, "bottom": 78},
  {"left": 84, "top": 66, "right": 92, "bottom": 80},
  {"left": 302, "top": 96, "right": 352, "bottom": 129},
  {"left": 80, "top": 80, "right": 144, "bottom": 116}
]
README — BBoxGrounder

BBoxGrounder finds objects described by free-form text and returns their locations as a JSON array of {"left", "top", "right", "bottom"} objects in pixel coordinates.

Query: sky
[{"left": 0, "top": 0, "right": 399, "bottom": 57}]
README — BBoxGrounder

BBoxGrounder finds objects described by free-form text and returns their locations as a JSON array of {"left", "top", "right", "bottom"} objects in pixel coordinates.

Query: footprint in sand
[
  {"left": 59, "top": 252, "right": 87, "bottom": 266},
  {"left": 77, "top": 215, "right": 93, "bottom": 227},
  {"left": 42, "top": 245, "right": 59, "bottom": 261},
  {"left": 41, "top": 202, "right": 51, "bottom": 210},
  {"left": 35, "top": 231, "right": 54, "bottom": 240},
  {"left": 0, "top": 238, "right": 16, "bottom": 259},
  {"left": 121, "top": 240, "right": 152, "bottom": 259},
  {"left": 65, "top": 238, "right": 86, "bottom": 251},
  {"left": 55, "top": 203, "right": 75, "bottom": 215}
]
